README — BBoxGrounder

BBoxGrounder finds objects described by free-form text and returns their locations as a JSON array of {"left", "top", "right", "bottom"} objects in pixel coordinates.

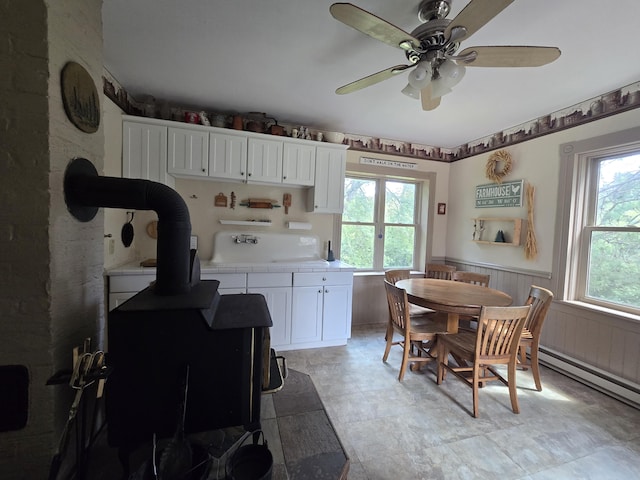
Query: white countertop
[{"left": 106, "top": 259, "right": 355, "bottom": 276}]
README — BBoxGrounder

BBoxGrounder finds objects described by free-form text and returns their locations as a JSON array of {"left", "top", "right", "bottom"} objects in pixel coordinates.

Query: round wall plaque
[{"left": 61, "top": 61, "right": 100, "bottom": 133}]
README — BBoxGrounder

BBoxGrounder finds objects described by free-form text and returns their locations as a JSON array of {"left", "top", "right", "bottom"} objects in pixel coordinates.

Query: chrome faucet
[{"left": 232, "top": 234, "right": 259, "bottom": 245}]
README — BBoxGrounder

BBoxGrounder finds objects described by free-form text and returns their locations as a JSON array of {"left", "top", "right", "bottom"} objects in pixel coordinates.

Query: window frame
[
  {"left": 556, "top": 127, "right": 640, "bottom": 318},
  {"left": 340, "top": 173, "right": 422, "bottom": 271}
]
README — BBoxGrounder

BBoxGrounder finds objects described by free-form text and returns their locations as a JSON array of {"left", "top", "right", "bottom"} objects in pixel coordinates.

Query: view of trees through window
[
  {"left": 585, "top": 154, "right": 640, "bottom": 310},
  {"left": 341, "top": 176, "right": 419, "bottom": 270}
]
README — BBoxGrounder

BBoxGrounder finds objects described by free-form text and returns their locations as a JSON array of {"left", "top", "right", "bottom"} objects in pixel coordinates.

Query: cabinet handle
[
  {"left": 248, "top": 172, "right": 252, "bottom": 177},
  {"left": 325, "top": 289, "right": 329, "bottom": 293},
  {"left": 318, "top": 289, "right": 322, "bottom": 294},
  {"left": 202, "top": 168, "right": 206, "bottom": 172},
  {"left": 283, "top": 176, "right": 287, "bottom": 179},
  {"left": 322, "top": 277, "right": 326, "bottom": 281}
]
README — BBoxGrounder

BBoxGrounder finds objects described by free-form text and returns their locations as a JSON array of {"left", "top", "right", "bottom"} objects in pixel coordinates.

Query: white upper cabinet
[
  {"left": 167, "top": 126, "right": 209, "bottom": 177},
  {"left": 122, "top": 120, "right": 174, "bottom": 187},
  {"left": 307, "top": 145, "right": 346, "bottom": 214},
  {"left": 247, "top": 137, "right": 283, "bottom": 183},
  {"left": 120, "top": 117, "right": 347, "bottom": 190},
  {"left": 282, "top": 142, "right": 315, "bottom": 186},
  {"left": 208, "top": 131, "right": 247, "bottom": 181}
]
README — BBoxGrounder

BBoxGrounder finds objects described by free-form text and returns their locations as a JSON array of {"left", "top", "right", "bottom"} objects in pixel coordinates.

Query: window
[
  {"left": 340, "top": 175, "right": 420, "bottom": 270},
  {"left": 558, "top": 129, "right": 640, "bottom": 316},
  {"left": 580, "top": 153, "right": 640, "bottom": 311}
]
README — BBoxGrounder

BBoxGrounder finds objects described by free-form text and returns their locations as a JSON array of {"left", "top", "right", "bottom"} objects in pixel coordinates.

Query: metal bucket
[{"left": 226, "top": 431, "right": 273, "bottom": 480}]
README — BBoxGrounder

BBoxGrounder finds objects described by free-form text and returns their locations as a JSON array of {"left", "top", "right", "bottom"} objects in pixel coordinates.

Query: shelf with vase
[{"left": 472, "top": 217, "right": 523, "bottom": 246}]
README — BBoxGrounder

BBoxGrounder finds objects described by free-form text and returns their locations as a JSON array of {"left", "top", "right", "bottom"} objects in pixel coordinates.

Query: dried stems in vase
[{"left": 525, "top": 183, "right": 538, "bottom": 260}]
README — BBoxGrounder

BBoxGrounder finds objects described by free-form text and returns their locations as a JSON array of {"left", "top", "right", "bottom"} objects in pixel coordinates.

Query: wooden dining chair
[
  {"left": 451, "top": 271, "right": 491, "bottom": 328},
  {"left": 518, "top": 285, "right": 554, "bottom": 391},
  {"left": 451, "top": 271, "right": 490, "bottom": 287},
  {"left": 384, "top": 269, "right": 435, "bottom": 317},
  {"left": 425, "top": 263, "right": 456, "bottom": 280},
  {"left": 383, "top": 280, "right": 448, "bottom": 381},
  {"left": 436, "top": 305, "right": 531, "bottom": 417}
]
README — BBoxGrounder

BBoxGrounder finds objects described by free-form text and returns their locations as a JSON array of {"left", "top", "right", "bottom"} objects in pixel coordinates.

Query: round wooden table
[{"left": 395, "top": 278, "right": 512, "bottom": 333}]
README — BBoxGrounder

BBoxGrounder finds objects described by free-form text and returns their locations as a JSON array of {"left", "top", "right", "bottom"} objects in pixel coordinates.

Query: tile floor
[{"left": 276, "top": 324, "right": 640, "bottom": 480}]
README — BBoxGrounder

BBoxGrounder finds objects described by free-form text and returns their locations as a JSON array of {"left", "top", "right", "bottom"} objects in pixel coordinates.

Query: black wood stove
[
  {"left": 106, "top": 287, "right": 272, "bottom": 451},
  {"left": 62, "top": 158, "right": 273, "bottom": 465}
]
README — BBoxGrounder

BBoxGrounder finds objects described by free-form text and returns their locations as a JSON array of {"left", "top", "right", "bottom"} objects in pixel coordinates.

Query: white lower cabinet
[
  {"left": 107, "top": 269, "right": 352, "bottom": 350},
  {"left": 291, "top": 286, "right": 323, "bottom": 344},
  {"left": 247, "top": 273, "right": 292, "bottom": 349},
  {"left": 291, "top": 272, "right": 353, "bottom": 348},
  {"left": 200, "top": 272, "right": 247, "bottom": 295},
  {"left": 107, "top": 274, "right": 157, "bottom": 311}
]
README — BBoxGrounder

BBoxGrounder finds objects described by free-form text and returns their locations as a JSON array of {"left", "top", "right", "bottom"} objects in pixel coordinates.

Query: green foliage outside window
[
  {"left": 586, "top": 156, "right": 640, "bottom": 309},
  {"left": 341, "top": 176, "right": 418, "bottom": 270}
]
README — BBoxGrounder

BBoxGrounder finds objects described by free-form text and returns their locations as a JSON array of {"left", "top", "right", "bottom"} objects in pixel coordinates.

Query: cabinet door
[
  {"left": 247, "top": 138, "right": 282, "bottom": 183},
  {"left": 108, "top": 292, "right": 136, "bottom": 312},
  {"left": 291, "top": 286, "right": 323, "bottom": 344},
  {"left": 282, "top": 142, "right": 315, "bottom": 186},
  {"left": 209, "top": 131, "right": 247, "bottom": 181},
  {"left": 248, "top": 286, "right": 292, "bottom": 348},
  {"left": 321, "top": 284, "right": 352, "bottom": 341},
  {"left": 307, "top": 146, "right": 346, "bottom": 213},
  {"left": 122, "top": 122, "right": 174, "bottom": 187},
  {"left": 167, "top": 127, "right": 209, "bottom": 176}
]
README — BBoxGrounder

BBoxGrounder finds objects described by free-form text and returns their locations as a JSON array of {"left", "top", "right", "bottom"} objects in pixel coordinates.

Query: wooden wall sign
[{"left": 61, "top": 61, "right": 100, "bottom": 133}]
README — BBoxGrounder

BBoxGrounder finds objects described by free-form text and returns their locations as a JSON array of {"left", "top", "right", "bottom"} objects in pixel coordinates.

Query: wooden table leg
[{"left": 446, "top": 313, "right": 459, "bottom": 334}]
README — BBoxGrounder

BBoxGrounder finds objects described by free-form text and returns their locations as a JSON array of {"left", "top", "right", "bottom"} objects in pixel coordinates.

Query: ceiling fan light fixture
[
  {"left": 438, "top": 59, "right": 466, "bottom": 88},
  {"left": 401, "top": 83, "right": 421, "bottom": 100},
  {"left": 408, "top": 61, "right": 433, "bottom": 89},
  {"left": 430, "top": 78, "right": 452, "bottom": 98}
]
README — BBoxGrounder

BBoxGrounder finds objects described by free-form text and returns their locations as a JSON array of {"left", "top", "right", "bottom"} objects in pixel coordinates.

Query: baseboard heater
[{"left": 539, "top": 347, "right": 640, "bottom": 409}]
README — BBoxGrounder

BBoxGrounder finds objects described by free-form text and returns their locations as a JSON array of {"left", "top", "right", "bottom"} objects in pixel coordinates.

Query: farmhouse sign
[{"left": 475, "top": 180, "right": 523, "bottom": 208}]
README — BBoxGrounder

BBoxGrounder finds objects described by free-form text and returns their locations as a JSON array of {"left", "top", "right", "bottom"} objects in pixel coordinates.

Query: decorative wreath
[{"left": 485, "top": 149, "right": 513, "bottom": 183}]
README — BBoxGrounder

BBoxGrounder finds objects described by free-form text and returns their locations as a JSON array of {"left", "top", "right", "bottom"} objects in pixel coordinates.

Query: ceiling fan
[{"left": 330, "top": 0, "right": 561, "bottom": 110}]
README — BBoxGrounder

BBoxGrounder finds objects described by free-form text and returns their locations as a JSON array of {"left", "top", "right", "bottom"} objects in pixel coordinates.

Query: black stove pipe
[{"left": 64, "top": 157, "right": 192, "bottom": 295}]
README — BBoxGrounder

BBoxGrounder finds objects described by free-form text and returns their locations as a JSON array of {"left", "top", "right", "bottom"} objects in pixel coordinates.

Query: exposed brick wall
[{"left": 0, "top": 1, "right": 104, "bottom": 477}]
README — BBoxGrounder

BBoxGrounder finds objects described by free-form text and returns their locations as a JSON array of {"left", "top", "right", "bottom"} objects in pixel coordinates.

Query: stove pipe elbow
[{"left": 64, "top": 157, "right": 192, "bottom": 296}]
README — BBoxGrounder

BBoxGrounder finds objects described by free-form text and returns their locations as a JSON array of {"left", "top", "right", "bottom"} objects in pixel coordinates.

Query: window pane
[
  {"left": 384, "top": 181, "right": 416, "bottom": 224},
  {"left": 587, "top": 231, "right": 640, "bottom": 308},
  {"left": 383, "top": 226, "right": 415, "bottom": 268},
  {"left": 596, "top": 155, "right": 640, "bottom": 227},
  {"left": 340, "top": 225, "right": 375, "bottom": 269},
  {"left": 343, "top": 178, "right": 375, "bottom": 223}
]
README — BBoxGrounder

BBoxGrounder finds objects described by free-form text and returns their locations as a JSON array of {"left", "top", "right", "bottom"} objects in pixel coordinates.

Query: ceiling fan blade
[
  {"left": 330, "top": 3, "right": 422, "bottom": 52},
  {"left": 445, "top": 0, "right": 514, "bottom": 43},
  {"left": 336, "top": 64, "right": 412, "bottom": 94},
  {"left": 455, "top": 46, "right": 561, "bottom": 67},
  {"left": 421, "top": 84, "right": 441, "bottom": 111}
]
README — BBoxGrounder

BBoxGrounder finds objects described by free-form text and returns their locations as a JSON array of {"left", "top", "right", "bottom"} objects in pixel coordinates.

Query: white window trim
[
  {"left": 554, "top": 126, "right": 640, "bottom": 319},
  {"left": 334, "top": 162, "right": 436, "bottom": 272}
]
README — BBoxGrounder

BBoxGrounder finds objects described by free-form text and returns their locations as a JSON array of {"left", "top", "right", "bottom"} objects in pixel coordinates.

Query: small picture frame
[{"left": 437, "top": 203, "right": 446, "bottom": 215}]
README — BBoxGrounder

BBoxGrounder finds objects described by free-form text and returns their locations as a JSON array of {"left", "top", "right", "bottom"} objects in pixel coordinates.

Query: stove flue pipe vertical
[{"left": 64, "top": 157, "right": 192, "bottom": 295}]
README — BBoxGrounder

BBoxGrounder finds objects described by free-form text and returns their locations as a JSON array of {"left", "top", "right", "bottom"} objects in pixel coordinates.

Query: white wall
[{"left": 447, "top": 107, "right": 640, "bottom": 273}]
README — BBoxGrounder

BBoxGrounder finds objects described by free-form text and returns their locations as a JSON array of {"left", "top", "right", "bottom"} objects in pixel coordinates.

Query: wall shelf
[
  {"left": 472, "top": 217, "right": 523, "bottom": 246},
  {"left": 219, "top": 220, "right": 272, "bottom": 226}
]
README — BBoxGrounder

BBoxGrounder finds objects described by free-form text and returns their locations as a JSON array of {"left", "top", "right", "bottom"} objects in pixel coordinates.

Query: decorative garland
[
  {"left": 485, "top": 149, "right": 512, "bottom": 183},
  {"left": 525, "top": 183, "right": 538, "bottom": 260}
]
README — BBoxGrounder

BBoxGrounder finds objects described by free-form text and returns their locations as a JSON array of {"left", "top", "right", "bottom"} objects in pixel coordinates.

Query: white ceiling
[{"left": 102, "top": 0, "right": 640, "bottom": 149}]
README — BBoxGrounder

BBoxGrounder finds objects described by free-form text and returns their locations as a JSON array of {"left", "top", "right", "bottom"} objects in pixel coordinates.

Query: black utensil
[{"left": 121, "top": 211, "right": 134, "bottom": 247}]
